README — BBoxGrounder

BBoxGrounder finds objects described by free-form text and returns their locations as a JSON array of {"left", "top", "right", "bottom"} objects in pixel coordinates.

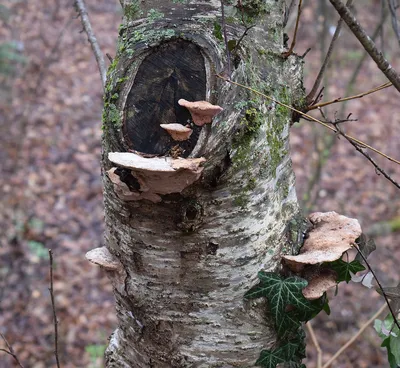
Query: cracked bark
[{"left": 100, "top": 1, "right": 305, "bottom": 366}]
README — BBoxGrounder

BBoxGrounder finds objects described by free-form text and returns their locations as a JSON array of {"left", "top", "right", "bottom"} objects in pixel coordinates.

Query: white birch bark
[{"left": 99, "top": 0, "right": 306, "bottom": 366}]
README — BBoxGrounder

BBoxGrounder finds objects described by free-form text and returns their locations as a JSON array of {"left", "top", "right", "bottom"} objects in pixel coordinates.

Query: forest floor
[{"left": 0, "top": 0, "right": 399, "bottom": 367}]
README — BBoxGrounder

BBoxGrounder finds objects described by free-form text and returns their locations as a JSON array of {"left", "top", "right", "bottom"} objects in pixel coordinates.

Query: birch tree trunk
[{"left": 99, "top": 0, "right": 305, "bottom": 366}]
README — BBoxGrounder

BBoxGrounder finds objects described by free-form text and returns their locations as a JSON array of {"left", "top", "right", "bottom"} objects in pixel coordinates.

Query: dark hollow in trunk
[{"left": 123, "top": 40, "right": 207, "bottom": 157}]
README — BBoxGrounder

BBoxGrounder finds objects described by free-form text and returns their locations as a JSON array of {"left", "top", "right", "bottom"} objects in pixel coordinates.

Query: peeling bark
[{"left": 100, "top": 0, "right": 306, "bottom": 366}]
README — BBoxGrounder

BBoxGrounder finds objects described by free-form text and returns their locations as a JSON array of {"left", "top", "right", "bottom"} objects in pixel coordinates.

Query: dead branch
[
  {"left": 220, "top": 0, "right": 232, "bottom": 77},
  {"left": 48, "top": 249, "right": 61, "bottom": 368},
  {"left": 283, "top": 0, "right": 297, "bottom": 27},
  {"left": 217, "top": 75, "right": 400, "bottom": 165},
  {"left": 307, "top": 0, "right": 353, "bottom": 104},
  {"left": 353, "top": 244, "right": 400, "bottom": 330},
  {"left": 388, "top": 0, "right": 400, "bottom": 48},
  {"left": 308, "top": 81, "right": 392, "bottom": 111},
  {"left": 74, "top": 0, "right": 107, "bottom": 88},
  {"left": 332, "top": 121, "right": 400, "bottom": 190},
  {"left": 329, "top": 0, "right": 400, "bottom": 92},
  {"left": 321, "top": 303, "right": 387, "bottom": 368},
  {"left": 0, "top": 333, "right": 24, "bottom": 368},
  {"left": 282, "top": 0, "right": 303, "bottom": 58},
  {"left": 306, "top": 322, "right": 322, "bottom": 368},
  {"left": 343, "top": 7, "right": 388, "bottom": 96},
  {"left": 302, "top": 11, "right": 388, "bottom": 209}
]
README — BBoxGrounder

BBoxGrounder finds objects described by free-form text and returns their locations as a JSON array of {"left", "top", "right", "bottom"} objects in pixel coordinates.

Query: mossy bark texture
[{"left": 102, "top": 0, "right": 305, "bottom": 366}]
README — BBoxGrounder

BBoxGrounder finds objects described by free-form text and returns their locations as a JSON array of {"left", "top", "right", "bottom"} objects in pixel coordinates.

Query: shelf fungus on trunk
[
  {"left": 302, "top": 269, "right": 337, "bottom": 300},
  {"left": 107, "top": 151, "right": 206, "bottom": 203},
  {"left": 282, "top": 211, "right": 362, "bottom": 300},
  {"left": 282, "top": 211, "right": 362, "bottom": 272},
  {"left": 178, "top": 99, "right": 223, "bottom": 126},
  {"left": 86, "top": 246, "right": 123, "bottom": 271},
  {"left": 85, "top": 246, "right": 126, "bottom": 292},
  {"left": 160, "top": 123, "right": 193, "bottom": 141}
]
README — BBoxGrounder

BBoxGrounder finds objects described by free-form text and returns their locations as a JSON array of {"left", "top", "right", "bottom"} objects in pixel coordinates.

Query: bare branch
[
  {"left": 217, "top": 75, "right": 400, "bottom": 165},
  {"left": 74, "top": 0, "right": 107, "bottom": 88},
  {"left": 329, "top": 0, "right": 400, "bottom": 92},
  {"left": 345, "top": 7, "right": 388, "bottom": 95},
  {"left": 352, "top": 244, "right": 400, "bottom": 330},
  {"left": 307, "top": 0, "right": 353, "bottom": 104},
  {"left": 283, "top": 0, "right": 297, "bottom": 27},
  {"left": 332, "top": 122, "right": 400, "bottom": 190},
  {"left": 306, "top": 316, "right": 323, "bottom": 368},
  {"left": 0, "top": 333, "right": 24, "bottom": 368},
  {"left": 308, "top": 81, "right": 392, "bottom": 111},
  {"left": 321, "top": 303, "right": 387, "bottom": 368},
  {"left": 302, "top": 11, "right": 389, "bottom": 210},
  {"left": 388, "top": 0, "right": 400, "bottom": 48},
  {"left": 49, "top": 249, "right": 61, "bottom": 368},
  {"left": 282, "top": 0, "right": 303, "bottom": 58},
  {"left": 220, "top": 0, "right": 232, "bottom": 77}
]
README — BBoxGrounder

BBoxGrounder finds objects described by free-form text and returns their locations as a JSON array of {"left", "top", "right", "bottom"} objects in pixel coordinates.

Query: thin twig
[
  {"left": 333, "top": 123, "right": 400, "bottom": 190},
  {"left": 329, "top": 0, "right": 400, "bottom": 92},
  {"left": 0, "top": 333, "right": 24, "bottom": 368},
  {"left": 74, "top": 0, "right": 107, "bottom": 88},
  {"left": 321, "top": 303, "right": 387, "bottom": 368},
  {"left": 220, "top": 0, "right": 231, "bottom": 77},
  {"left": 49, "top": 249, "right": 61, "bottom": 368},
  {"left": 388, "top": 0, "right": 400, "bottom": 48},
  {"left": 216, "top": 75, "right": 400, "bottom": 165},
  {"left": 302, "top": 10, "right": 388, "bottom": 210},
  {"left": 282, "top": 0, "right": 303, "bottom": 58},
  {"left": 283, "top": 0, "right": 297, "bottom": 27},
  {"left": 232, "top": 25, "right": 255, "bottom": 53},
  {"left": 306, "top": 322, "right": 322, "bottom": 368},
  {"left": 353, "top": 243, "right": 400, "bottom": 330},
  {"left": 346, "top": 8, "right": 388, "bottom": 96},
  {"left": 307, "top": 0, "right": 353, "bottom": 104},
  {"left": 308, "top": 81, "right": 392, "bottom": 110}
]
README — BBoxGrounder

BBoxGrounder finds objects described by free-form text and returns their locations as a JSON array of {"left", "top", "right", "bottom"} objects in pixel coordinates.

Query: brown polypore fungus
[
  {"left": 302, "top": 270, "right": 337, "bottom": 300},
  {"left": 85, "top": 246, "right": 122, "bottom": 271},
  {"left": 282, "top": 211, "right": 362, "bottom": 272},
  {"left": 160, "top": 123, "right": 193, "bottom": 141},
  {"left": 178, "top": 98, "right": 223, "bottom": 126},
  {"left": 107, "top": 152, "right": 206, "bottom": 203}
]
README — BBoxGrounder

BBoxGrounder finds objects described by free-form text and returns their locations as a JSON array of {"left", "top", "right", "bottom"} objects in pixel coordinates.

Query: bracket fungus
[
  {"left": 107, "top": 152, "right": 206, "bottom": 203},
  {"left": 302, "top": 270, "right": 337, "bottom": 300},
  {"left": 282, "top": 211, "right": 362, "bottom": 272},
  {"left": 85, "top": 246, "right": 122, "bottom": 271},
  {"left": 178, "top": 99, "right": 223, "bottom": 126},
  {"left": 160, "top": 123, "right": 193, "bottom": 141}
]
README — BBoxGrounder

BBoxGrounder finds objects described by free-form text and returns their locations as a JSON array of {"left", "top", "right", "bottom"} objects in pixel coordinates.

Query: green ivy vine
[{"left": 244, "top": 235, "right": 368, "bottom": 367}]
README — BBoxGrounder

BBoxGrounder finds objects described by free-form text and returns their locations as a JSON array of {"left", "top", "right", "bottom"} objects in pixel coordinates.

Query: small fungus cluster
[{"left": 160, "top": 99, "right": 223, "bottom": 141}]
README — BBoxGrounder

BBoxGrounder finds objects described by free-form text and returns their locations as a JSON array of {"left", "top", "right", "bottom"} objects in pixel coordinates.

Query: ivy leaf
[
  {"left": 328, "top": 259, "right": 365, "bottom": 283},
  {"left": 255, "top": 340, "right": 298, "bottom": 368},
  {"left": 322, "top": 299, "right": 331, "bottom": 315},
  {"left": 227, "top": 39, "right": 237, "bottom": 51},
  {"left": 245, "top": 272, "right": 323, "bottom": 337},
  {"left": 256, "top": 332, "right": 306, "bottom": 368},
  {"left": 375, "top": 314, "right": 400, "bottom": 367},
  {"left": 275, "top": 311, "right": 301, "bottom": 338},
  {"left": 213, "top": 22, "right": 223, "bottom": 41},
  {"left": 355, "top": 233, "right": 376, "bottom": 263},
  {"left": 295, "top": 296, "right": 327, "bottom": 322},
  {"left": 246, "top": 273, "right": 313, "bottom": 316},
  {"left": 377, "top": 282, "right": 400, "bottom": 314},
  {"left": 380, "top": 338, "right": 397, "bottom": 368}
]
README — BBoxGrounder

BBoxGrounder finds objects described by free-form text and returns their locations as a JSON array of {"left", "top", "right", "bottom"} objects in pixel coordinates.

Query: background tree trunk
[{"left": 101, "top": 0, "right": 305, "bottom": 366}]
